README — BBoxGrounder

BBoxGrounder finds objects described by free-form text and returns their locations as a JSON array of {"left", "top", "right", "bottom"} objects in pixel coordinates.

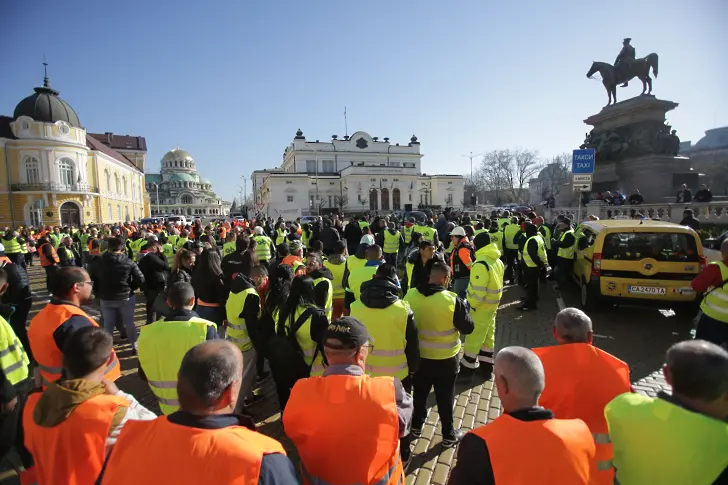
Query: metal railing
[
  {"left": 10, "top": 182, "right": 99, "bottom": 193},
  {"left": 543, "top": 201, "right": 728, "bottom": 225}
]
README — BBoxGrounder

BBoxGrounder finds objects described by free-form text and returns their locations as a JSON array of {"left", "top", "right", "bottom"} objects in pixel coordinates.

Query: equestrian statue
[{"left": 586, "top": 38, "right": 659, "bottom": 106}]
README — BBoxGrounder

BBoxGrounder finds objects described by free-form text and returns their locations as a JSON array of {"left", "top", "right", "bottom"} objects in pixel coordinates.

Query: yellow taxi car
[{"left": 572, "top": 220, "right": 708, "bottom": 310}]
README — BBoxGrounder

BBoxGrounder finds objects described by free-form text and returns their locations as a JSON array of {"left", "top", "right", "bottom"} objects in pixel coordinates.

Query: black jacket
[
  {"left": 449, "top": 407, "right": 555, "bottom": 485},
  {"left": 138, "top": 251, "right": 169, "bottom": 291},
  {"left": 318, "top": 226, "right": 341, "bottom": 255},
  {"left": 343, "top": 223, "right": 363, "bottom": 255},
  {"left": 414, "top": 283, "right": 474, "bottom": 336},
  {"left": 309, "top": 267, "right": 334, "bottom": 311},
  {"left": 169, "top": 267, "right": 193, "bottom": 285},
  {"left": 695, "top": 189, "right": 713, "bottom": 203},
  {"left": 0, "top": 261, "right": 31, "bottom": 303},
  {"left": 405, "top": 250, "right": 446, "bottom": 293},
  {"left": 359, "top": 277, "right": 420, "bottom": 374},
  {"left": 90, "top": 252, "right": 145, "bottom": 301},
  {"left": 222, "top": 251, "right": 246, "bottom": 290},
  {"left": 679, "top": 216, "right": 700, "bottom": 231}
]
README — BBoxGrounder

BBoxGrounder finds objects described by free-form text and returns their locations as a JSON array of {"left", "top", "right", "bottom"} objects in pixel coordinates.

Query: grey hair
[
  {"left": 495, "top": 346, "right": 545, "bottom": 402},
  {"left": 666, "top": 340, "right": 728, "bottom": 401},
  {"left": 554, "top": 308, "right": 593, "bottom": 343},
  {"left": 177, "top": 341, "right": 242, "bottom": 410}
]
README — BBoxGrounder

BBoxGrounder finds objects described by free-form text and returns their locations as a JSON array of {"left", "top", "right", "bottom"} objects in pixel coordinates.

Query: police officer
[
  {"left": 404, "top": 262, "right": 473, "bottom": 448},
  {"left": 284, "top": 317, "right": 413, "bottom": 478},
  {"left": 533, "top": 308, "right": 631, "bottom": 485},
  {"left": 138, "top": 282, "right": 218, "bottom": 414},
  {"left": 462, "top": 232, "right": 504, "bottom": 377},
  {"left": 605, "top": 340, "right": 728, "bottom": 484},
  {"left": 551, "top": 218, "right": 576, "bottom": 291}
]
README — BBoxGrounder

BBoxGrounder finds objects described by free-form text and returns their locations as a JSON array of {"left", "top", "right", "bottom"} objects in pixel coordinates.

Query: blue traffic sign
[{"left": 572, "top": 149, "right": 595, "bottom": 174}]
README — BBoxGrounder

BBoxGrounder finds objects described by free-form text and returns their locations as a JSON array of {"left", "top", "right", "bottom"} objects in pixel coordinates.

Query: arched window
[
  {"left": 392, "top": 188, "right": 401, "bottom": 211},
  {"left": 369, "top": 188, "right": 378, "bottom": 211},
  {"left": 105, "top": 170, "right": 111, "bottom": 192},
  {"left": 181, "top": 194, "right": 193, "bottom": 204},
  {"left": 381, "top": 188, "right": 390, "bottom": 211},
  {"left": 24, "top": 157, "right": 40, "bottom": 185},
  {"left": 58, "top": 159, "right": 74, "bottom": 186}
]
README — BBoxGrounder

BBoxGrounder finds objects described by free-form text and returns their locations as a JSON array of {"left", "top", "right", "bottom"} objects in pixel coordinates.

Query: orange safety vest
[
  {"left": 28, "top": 303, "right": 121, "bottom": 388},
  {"left": 281, "top": 255, "right": 306, "bottom": 275},
  {"left": 0, "top": 256, "right": 10, "bottom": 265},
  {"left": 23, "top": 392, "right": 129, "bottom": 485},
  {"left": 284, "top": 374, "right": 403, "bottom": 485},
  {"left": 470, "top": 414, "right": 595, "bottom": 485},
  {"left": 533, "top": 343, "right": 631, "bottom": 484},
  {"left": 38, "top": 243, "right": 59, "bottom": 266},
  {"left": 88, "top": 238, "right": 101, "bottom": 256},
  {"left": 98, "top": 416, "right": 287, "bottom": 484}
]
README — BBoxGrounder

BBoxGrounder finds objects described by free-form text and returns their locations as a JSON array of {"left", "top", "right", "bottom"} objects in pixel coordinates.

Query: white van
[{"left": 166, "top": 215, "right": 188, "bottom": 225}]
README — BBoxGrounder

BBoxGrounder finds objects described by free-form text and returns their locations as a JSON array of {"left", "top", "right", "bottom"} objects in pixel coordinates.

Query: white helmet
[{"left": 451, "top": 226, "right": 467, "bottom": 237}]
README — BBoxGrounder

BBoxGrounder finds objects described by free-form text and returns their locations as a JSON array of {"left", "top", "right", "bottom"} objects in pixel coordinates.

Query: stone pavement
[{"left": 4, "top": 264, "right": 683, "bottom": 484}]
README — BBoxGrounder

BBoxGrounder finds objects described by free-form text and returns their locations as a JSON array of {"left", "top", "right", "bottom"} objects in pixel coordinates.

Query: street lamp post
[
  {"left": 462, "top": 151, "right": 483, "bottom": 181},
  {"left": 241, "top": 175, "right": 247, "bottom": 218}
]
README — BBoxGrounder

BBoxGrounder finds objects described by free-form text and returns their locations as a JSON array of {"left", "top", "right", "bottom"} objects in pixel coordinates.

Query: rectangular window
[
  {"left": 448, "top": 181, "right": 453, "bottom": 185},
  {"left": 287, "top": 195, "right": 294, "bottom": 202},
  {"left": 393, "top": 178, "right": 399, "bottom": 182},
  {"left": 286, "top": 180, "right": 293, "bottom": 184},
  {"left": 306, "top": 160, "right": 316, "bottom": 173},
  {"left": 323, "top": 160, "right": 335, "bottom": 173},
  {"left": 370, "top": 178, "right": 376, "bottom": 182},
  {"left": 328, "top": 195, "right": 333, "bottom": 207}
]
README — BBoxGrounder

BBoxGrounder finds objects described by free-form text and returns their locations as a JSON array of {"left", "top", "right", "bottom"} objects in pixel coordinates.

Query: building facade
[
  {"left": 144, "top": 148, "right": 230, "bottom": 218},
  {"left": 680, "top": 126, "right": 728, "bottom": 196},
  {"left": 0, "top": 74, "right": 147, "bottom": 227},
  {"left": 252, "top": 129, "right": 464, "bottom": 218}
]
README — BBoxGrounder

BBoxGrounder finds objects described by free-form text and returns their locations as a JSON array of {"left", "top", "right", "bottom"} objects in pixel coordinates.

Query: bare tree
[
  {"left": 510, "top": 148, "right": 542, "bottom": 201},
  {"left": 334, "top": 193, "right": 349, "bottom": 212},
  {"left": 540, "top": 153, "right": 572, "bottom": 199}
]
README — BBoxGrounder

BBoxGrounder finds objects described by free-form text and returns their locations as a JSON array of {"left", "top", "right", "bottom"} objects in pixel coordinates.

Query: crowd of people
[{"left": 0, "top": 209, "right": 725, "bottom": 484}]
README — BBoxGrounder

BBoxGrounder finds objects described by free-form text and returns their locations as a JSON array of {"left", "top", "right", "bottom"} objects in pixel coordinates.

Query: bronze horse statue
[{"left": 587, "top": 54, "right": 659, "bottom": 106}]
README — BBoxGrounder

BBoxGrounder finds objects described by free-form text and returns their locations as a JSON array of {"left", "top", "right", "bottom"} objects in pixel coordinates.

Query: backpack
[{"left": 265, "top": 307, "right": 320, "bottom": 395}]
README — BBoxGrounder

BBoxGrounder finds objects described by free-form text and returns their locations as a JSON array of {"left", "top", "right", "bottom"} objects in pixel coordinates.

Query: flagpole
[{"left": 344, "top": 106, "right": 348, "bottom": 137}]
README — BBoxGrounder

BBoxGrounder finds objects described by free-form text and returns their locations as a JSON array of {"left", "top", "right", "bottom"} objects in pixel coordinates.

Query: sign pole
[{"left": 577, "top": 191, "right": 582, "bottom": 224}]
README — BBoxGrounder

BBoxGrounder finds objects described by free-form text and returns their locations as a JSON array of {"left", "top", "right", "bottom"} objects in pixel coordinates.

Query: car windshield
[{"left": 602, "top": 232, "right": 699, "bottom": 262}]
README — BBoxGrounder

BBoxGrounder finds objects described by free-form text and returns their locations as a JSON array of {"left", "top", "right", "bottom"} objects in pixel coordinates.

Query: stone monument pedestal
[{"left": 582, "top": 95, "right": 688, "bottom": 202}]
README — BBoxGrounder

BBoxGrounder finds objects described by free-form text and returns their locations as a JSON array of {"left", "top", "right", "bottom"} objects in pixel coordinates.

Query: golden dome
[{"left": 162, "top": 148, "right": 194, "bottom": 162}]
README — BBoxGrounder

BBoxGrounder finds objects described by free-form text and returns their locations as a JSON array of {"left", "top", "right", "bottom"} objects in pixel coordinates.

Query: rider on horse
[{"left": 615, "top": 38, "right": 636, "bottom": 87}]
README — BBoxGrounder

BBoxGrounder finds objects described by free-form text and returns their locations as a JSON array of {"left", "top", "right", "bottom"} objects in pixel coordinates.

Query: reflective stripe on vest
[
  {"left": 523, "top": 235, "right": 547, "bottom": 268},
  {"left": 350, "top": 299, "right": 410, "bottom": 380},
  {"left": 404, "top": 288, "right": 461, "bottom": 359},
  {"left": 557, "top": 229, "right": 575, "bottom": 260},
  {"left": 253, "top": 235, "right": 272, "bottom": 261},
  {"left": 0, "top": 316, "right": 29, "bottom": 385},
  {"left": 137, "top": 316, "right": 216, "bottom": 414},
  {"left": 700, "top": 261, "right": 728, "bottom": 322},
  {"left": 313, "top": 277, "right": 333, "bottom": 320},
  {"left": 225, "top": 287, "right": 258, "bottom": 352},
  {"left": 466, "top": 254, "right": 505, "bottom": 310},
  {"left": 383, "top": 231, "right": 400, "bottom": 254}
]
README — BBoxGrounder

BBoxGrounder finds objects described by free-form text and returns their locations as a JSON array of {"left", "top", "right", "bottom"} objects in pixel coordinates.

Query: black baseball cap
[{"left": 324, "top": 317, "right": 371, "bottom": 350}]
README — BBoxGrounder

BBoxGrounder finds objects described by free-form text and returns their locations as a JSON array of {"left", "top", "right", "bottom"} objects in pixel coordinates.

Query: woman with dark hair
[
  {"left": 272, "top": 274, "right": 328, "bottom": 407},
  {"left": 191, "top": 249, "right": 227, "bottom": 330}
]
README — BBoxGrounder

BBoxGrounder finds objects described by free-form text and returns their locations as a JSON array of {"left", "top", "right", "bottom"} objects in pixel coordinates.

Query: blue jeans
[
  {"left": 196, "top": 305, "right": 226, "bottom": 338},
  {"left": 101, "top": 296, "right": 138, "bottom": 350},
  {"left": 453, "top": 277, "right": 470, "bottom": 299}
]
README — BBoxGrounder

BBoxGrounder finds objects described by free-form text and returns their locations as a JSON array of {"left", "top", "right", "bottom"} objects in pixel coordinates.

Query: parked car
[
  {"left": 166, "top": 215, "right": 188, "bottom": 225},
  {"left": 572, "top": 219, "right": 707, "bottom": 311}
]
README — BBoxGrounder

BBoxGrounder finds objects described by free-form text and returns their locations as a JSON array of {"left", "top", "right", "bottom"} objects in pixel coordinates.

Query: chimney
[{"left": 105, "top": 132, "right": 113, "bottom": 145}]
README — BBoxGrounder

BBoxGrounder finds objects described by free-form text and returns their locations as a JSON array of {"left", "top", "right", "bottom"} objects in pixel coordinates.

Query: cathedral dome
[
  {"left": 161, "top": 148, "right": 196, "bottom": 171},
  {"left": 13, "top": 76, "right": 81, "bottom": 128}
]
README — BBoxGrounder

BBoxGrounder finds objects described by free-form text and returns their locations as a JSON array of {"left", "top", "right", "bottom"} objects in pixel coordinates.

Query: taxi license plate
[{"left": 628, "top": 286, "right": 666, "bottom": 295}]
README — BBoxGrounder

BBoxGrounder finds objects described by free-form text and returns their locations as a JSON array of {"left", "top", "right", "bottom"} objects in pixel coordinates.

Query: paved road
[{"left": 2, "top": 264, "right": 682, "bottom": 484}]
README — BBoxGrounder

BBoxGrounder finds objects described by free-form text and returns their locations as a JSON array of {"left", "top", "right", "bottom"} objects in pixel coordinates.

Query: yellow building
[{"left": 0, "top": 72, "right": 148, "bottom": 227}]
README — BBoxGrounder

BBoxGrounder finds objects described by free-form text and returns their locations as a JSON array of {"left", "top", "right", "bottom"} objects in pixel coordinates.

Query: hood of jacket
[
  {"left": 310, "top": 266, "right": 334, "bottom": 281},
  {"left": 33, "top": 379, "right": 115, "bottom": 427},
  {"left": 416, "top": 283, "right": 447, "bottom": 297},
  {"left": 230, "top": 273, "right": 256, "bottom": 294},
  {"left": 360, "top": 276, "right": 401, "bottom": 308},
  {"left": 475, "top": 242, "right": 501, "bottom": 262}
]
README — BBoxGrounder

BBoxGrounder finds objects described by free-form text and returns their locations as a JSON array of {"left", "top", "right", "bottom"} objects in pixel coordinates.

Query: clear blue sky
[{"left": 2, "top": 0, "right": 726, "bottom": 200}]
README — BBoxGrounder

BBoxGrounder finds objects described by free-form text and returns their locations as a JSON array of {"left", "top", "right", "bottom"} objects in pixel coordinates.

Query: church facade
[
  {"left": 252, "top": 129, "right": 464, "bottom": 218},
  {"left": 144, "top": 148, "right": 230, "bottom": 218}
]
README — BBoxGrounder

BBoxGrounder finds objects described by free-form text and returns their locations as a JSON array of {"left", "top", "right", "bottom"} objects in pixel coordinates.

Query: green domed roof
[
  {"left": 168, "top": 173, "right": 198, "bottom": 182},
  {"left": 14, "top": 77, "right": 81, "bottom": 127}
]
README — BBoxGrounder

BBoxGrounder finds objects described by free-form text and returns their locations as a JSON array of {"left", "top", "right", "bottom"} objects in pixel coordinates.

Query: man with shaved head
[
  {"left": 691, "top": 238, "right": 728, "bottom": 348},
  {"left": 98, "top": 341, "right": 299, "bottom": 484},
  {"left": 606, "top": 340, "right": 728, "bottom": 485},
  {"left": 532, "top": 308, "right": 631, "bottom": 484},
  {"left": 449, "top": 346, "right": 595, "bottom": 485}
]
